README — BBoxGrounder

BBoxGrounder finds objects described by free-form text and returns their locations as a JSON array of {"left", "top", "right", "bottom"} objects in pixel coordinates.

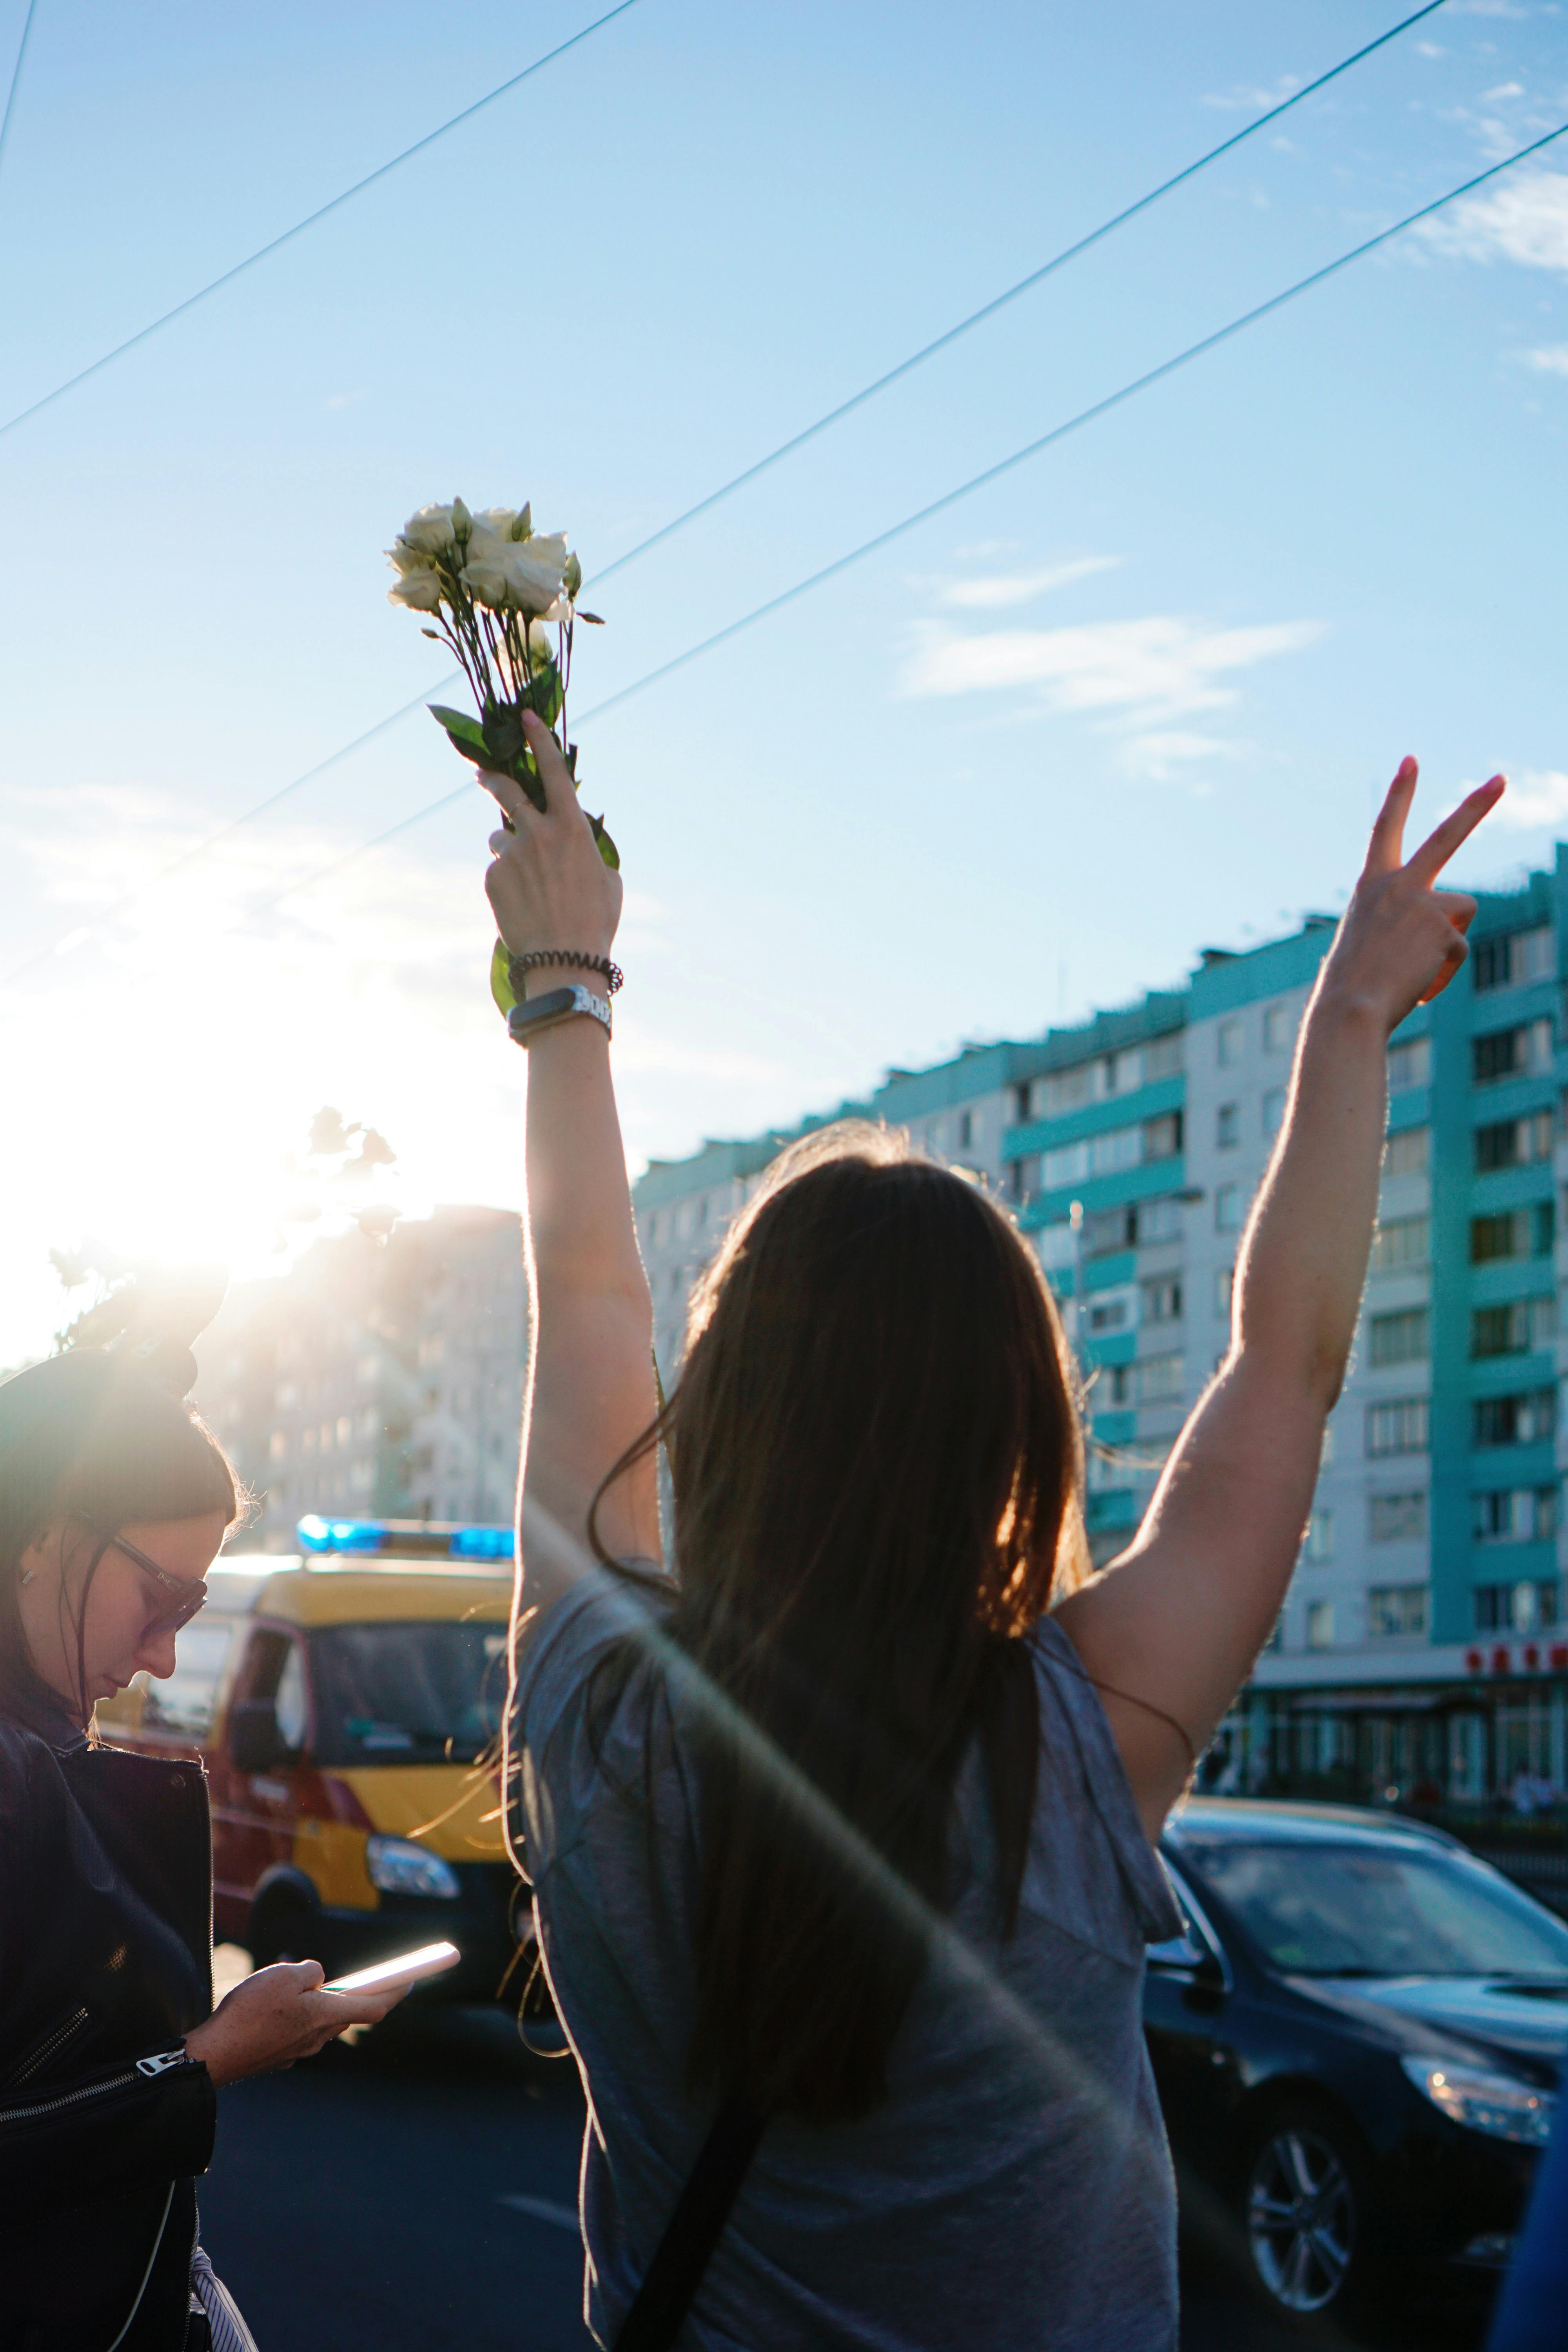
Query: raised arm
[
  {"left": 481, "top": 713, "right": 662, "bottom": 1622},
  {"left": 1055, "top": 758, "right": 1504, "bottom": 1837}
]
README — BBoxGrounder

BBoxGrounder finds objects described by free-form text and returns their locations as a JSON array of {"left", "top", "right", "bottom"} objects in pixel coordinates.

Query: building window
[
  {"left": 1475, "top": 1112, "right": 1554, "bottom": 1173},
  {"left": 1305, "top": 1600, "right": 1335, "bottom": 1650},
  {"left": 1136, "top": 1353, "right": 1185, "bottom": 1406},
  {"left": 1368, "top": 1397, "right": 1429, "bottom": 1456},
  {"left": 1473, "top": 1017, "right": 1553, "bottom": 1085},
  {"left": 1474, "top": 1579, "right": 1561, "bottom": 1633},
  {"left": 1471, "top": 1298, "right": 1556, "bottom": 1359},
  {"left": 1367, "top": 1585, "right": 1429, "bottom": 1639},
  {"left": 1370, "top": 1308, "right": 1429, "bottom": 1367},
  {"left": 1143, "top": 1111, "right": 1182, "bottom": 1162},
  {"left": 1134, "top": 1194, "right": 1185, "bottom": 1246},
  {"left": 1107, "top": 1364, "right": 1134, "bottom": 1405},
  {"left": 958, "top": 1110, "right": 973, "bottom": 1149},
  {"left": 1142, "top": 1276, "right": 1182, "bottom": 1324},
  {"left": 1145, "top": 1034, "right": 1185, "bottom": 1080},
  {"left": 1383, "top": 1127, "right": 1431, "bottom": 1178},
  {"left": 1215, "top": 1183, "right": 1244, "bottom": 1233},
  {"left": 1472, "top": 1389, "right": 1557, "bottom": 1448},
  {"left": 1369, "top": 1215, "right": 1429, "bottom": 1273},
  {"left": 1263, "top": 1004, "right": 1295, "bottom": 1055},
  {"left": 1217, "top": 1019, "right": 1243, "bottom": 1067},
  {"left": 1216, "top": 1102, "right": 1239, "bottom": 1149},
  {"left": 1214, "top": 1266, "right": 1234, "bottom": 1317},
  {"left": 1472, "top": 926, "right": 1555, "bottom": 994},
  {"left": 1086, "top": 1294, "right": 1131, "bottom": 1334},
  {"left": 1473, "top": 1486, "right": 1559, "bottom": 1543},
  {"left": 1301, "top": 1510, "right": 1334, "bottom": 1562},
  {"left": 1370, "top": 1491, "right": 1427, "bottom": 1543},
  {"left": 1262, "top": 1087, "right": 1287, "bottom": 1138},
  {"left": 1012, "top": 1083, "right": 1032, "bottom": 1123},
  {"left": 1471, "top": 1203, "right": 1555, "bottom": 1263},
  {"left": 1387, "top": 1035, "right": 1432, "bottom": 1091}
]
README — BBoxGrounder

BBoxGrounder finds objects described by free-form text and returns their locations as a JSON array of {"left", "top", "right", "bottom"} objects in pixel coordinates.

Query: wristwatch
[{"left": 506, "top": 984, "right": 612, "bottom": 1048}]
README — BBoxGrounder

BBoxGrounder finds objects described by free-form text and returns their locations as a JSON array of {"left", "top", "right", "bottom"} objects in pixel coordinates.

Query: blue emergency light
[{"left": 296, "top": 1515, "right": 514, "bottom": 1563}]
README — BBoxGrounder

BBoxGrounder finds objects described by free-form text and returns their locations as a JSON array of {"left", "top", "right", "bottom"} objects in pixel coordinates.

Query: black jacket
[{"left": 0, "top": 1688, "right": 217, "bottom": 2352}]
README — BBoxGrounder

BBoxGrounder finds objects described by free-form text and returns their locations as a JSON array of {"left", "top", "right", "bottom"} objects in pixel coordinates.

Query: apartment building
[
  {"left": 193, "top": 1205, "right": 527, "bottom": 1549},
  {"left": 629, "top": 852, "right": 1568, "bottom": 1810}
]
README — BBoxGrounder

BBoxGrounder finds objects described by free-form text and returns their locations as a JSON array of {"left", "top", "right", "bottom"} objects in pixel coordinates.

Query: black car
[{"left": 1147, "top": 1799, "right": 1567, "bottom": 2327}]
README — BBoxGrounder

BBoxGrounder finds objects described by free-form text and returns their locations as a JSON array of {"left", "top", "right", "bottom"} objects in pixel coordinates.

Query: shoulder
[
  {"left": 1026, "top": 1615, "right": 1183, "bottom": 1947},
  {"left": 515, "top": 1566, "right": 673, "bottom": 1753}
]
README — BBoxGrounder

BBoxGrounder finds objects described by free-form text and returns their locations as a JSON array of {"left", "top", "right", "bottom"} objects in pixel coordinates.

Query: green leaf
[
  {"left": 430, "top": 704, "right": 487, "bottom": 754},
  {"left": 589, "top": 815, "right": 619, "bottom": 871},
  {"left": 490, "top": 938, "right": 519, "bottom": 1016},
  {"left": 523, "top": 662, "right": 564, "bottom": 728},
  {"left": 481, "top": 705, "right": 525, "bottom": 769}
]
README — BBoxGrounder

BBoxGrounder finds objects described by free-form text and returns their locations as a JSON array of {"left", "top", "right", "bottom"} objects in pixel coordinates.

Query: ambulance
[{"left": 96, "top": 1517, "right": 524, "bottom": 2000}]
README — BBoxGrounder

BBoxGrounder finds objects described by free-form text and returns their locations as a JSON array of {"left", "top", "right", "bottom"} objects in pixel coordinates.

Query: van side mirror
[{"left": 229, "top": 1699, "right": 292, "bottom": 1773}]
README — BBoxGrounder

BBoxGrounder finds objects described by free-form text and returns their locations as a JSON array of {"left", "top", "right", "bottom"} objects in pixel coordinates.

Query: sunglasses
[{"left": 96, "top": 1529, "right": 209, "bottom": 1638}]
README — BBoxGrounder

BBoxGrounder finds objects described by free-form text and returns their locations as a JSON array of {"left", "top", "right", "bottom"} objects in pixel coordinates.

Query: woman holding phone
[
  {"left": 0, "top": 1345, "right": 405, "bottom": 2352},
  {"left": 488, "top": 716, "right": 1501, "bottom": 2351}
]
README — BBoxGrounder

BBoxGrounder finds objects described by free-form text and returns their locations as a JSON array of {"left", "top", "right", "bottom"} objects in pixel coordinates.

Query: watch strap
[{"left": 507, "top": 984, "right": 612, "bottom": 1047}]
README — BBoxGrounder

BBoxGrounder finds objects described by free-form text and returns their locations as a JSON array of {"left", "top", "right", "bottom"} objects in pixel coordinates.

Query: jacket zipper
[
  {"left": 5, "top": 2004, "right": 91, "bottom": 2088},
  {"left": 0, "top": 2050, "right": 194, "bottom": 2128}
]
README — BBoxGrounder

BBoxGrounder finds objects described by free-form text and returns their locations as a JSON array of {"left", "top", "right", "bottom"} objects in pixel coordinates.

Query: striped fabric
[{"left": 190, "top": 2246, "right": 261, "bottom": 2352}]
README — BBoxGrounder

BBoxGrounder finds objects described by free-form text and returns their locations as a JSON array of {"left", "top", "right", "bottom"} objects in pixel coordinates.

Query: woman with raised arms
[{"left": 485, "top": 713, "right": 1501, "bottom": 2352}]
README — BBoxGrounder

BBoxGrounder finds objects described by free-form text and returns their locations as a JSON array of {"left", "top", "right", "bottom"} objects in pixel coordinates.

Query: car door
[
  {"left": 211, "top": 1623, "right": 309, "bottom": 1927},
  {"left": 1143, "top": 1861, "right": 1240, "bottom": 2181}
]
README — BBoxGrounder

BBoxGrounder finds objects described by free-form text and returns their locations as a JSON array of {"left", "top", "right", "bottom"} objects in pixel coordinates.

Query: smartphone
[{"left": 325, "top": 1941, "right": 461, "bottom": 1994}]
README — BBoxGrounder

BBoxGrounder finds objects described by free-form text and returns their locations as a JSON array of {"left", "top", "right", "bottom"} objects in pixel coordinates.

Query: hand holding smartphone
[{"left": 325, "top": 1941, "right": 461, "bottom": 1995}]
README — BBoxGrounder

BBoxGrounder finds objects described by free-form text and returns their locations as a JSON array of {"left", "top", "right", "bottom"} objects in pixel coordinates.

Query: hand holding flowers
[{"left": 385, "top": 496, "right": 612, "bottom": 1014}]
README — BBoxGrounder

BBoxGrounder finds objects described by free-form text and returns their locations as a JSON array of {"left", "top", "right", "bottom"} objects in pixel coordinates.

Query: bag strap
[{"left": 612, "top": 2093, "right": 765, "bottom": 2352}]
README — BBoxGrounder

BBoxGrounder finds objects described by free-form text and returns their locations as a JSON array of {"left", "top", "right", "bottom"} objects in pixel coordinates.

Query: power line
[
  {"left": 590, "top": 0, "right": 1452, "bottom": 590},
  {"left": 0, "top": 3, "right": 1454, "bottom": 983},
  {"left": 0, "top": 0, "right": 38, "bottom": 181},
  {"left": 252, "top": 121, "right": 1567, "bottom": 912},
  {"left": 0, "top": 0, "right": 644, "bottom": 444}
]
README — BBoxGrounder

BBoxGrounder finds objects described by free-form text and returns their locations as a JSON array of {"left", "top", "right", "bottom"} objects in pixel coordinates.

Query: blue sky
[{"left": 1, "top": 0, "right": 1565, "bottom": 1363}]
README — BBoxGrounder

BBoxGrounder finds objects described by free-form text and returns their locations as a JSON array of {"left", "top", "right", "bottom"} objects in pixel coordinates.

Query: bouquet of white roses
[{"left": 386, "top": 496, "right": 611, "bottom": 1014}]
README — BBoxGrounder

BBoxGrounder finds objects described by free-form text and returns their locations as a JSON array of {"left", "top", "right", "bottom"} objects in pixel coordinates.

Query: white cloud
[
  {"left": 1120, "top": 731, "right": 1234, "bottom": 782},
  {"left": 1203, "top": 76, "right": 1299, "bottom": 113},
  {"left": 1417, "top": 167, "right": 1568, "bottom": 273},
  {"left": 1482, "top": 81, "right": 1526, "bottom": 100},
  {"left": 940, "top": 556, "right": 1122, "bottom": 610},
  {"left": 1416, "top": 41, "right": 1447, "bottom": 56},
  {"left": 1521, "top": 343, "right": 1568, "bottom": 372},
  {"left": 1488, "top": 769, "right": 1568, "bottom": 827},
  {"left": 902, "top": 614, "right": 1325, "bottom": 719}
]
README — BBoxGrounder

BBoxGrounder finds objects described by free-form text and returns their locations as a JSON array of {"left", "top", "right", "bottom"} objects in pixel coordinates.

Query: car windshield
[
  {"left": 306, "top": 1622, "right": 507, "bottom": 1765},
  {"left": 1180, "top": 1837, "right": 1568, "bottom": 1980}
]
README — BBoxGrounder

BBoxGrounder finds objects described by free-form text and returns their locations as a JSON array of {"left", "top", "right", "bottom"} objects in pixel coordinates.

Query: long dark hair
[
  {"left": 0, "top": 1348, "right": 241, "bottom": 1724},
  {"left": 588, "top": 1124, "right": 1086, "bottom": 2122}
]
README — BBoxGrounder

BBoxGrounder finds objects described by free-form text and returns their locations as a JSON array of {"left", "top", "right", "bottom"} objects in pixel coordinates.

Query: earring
[{"left": 19, "top": 1568, "right": 36, "bottom": 1586}]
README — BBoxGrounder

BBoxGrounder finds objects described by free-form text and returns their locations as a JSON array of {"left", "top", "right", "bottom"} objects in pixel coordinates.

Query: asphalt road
[{"left": 197, "top": 1992, "right": 1490, "bottom": 2352}]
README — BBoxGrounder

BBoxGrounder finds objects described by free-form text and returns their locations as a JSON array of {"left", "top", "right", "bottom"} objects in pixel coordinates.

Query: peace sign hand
[{"left": 1326, "top": 757, "right": 1506, "bottom": 1032}]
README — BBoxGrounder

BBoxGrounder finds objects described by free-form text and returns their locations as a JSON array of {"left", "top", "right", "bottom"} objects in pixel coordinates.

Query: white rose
[
  {"left": 460, "top": 523, "right": 513, "bottom": 611},
  {"left": 385, "top": 543, "right": 444, "bottom": 611},
  {"left": 501, "top": 531, "right": 571, "bottom": 618},
  {"left": 401, "top": 503, "right": 460, "bottom": 557}
]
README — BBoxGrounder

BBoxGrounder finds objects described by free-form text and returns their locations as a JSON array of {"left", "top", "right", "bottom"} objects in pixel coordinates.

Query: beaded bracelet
[{"left": 508, "top": 949, "right": 623, "bottom": 996}]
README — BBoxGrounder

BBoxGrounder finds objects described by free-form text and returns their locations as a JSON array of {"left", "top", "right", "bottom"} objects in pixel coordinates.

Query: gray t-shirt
[{"left": 517, "top": 1573, "right": 1182, "bottom": 2352}]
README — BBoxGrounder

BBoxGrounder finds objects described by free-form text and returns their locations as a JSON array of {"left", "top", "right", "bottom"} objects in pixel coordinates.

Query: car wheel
[{"left": 1243, "top": 2109, "right": 1364, "bottom": 2319}]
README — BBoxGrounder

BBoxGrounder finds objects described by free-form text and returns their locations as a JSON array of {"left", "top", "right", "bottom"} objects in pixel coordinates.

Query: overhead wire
[
  {"left": 589, "top": 0, "right": 1452, "bottom": 590},
  {"left": 240, "top": 115, "right": 1568, "bottom": 920},
  {"left": 6, "top": 121, "right": 1559, "bottom": 1025},
  {"left": 0, "top": 2, "right": 1455, "bottom": 985},
  {"left": 0, "top": 0, "right": 645, "bottom": 443},
  {"left": 0, "top": 0, "right": 38, "bottom": 182}
]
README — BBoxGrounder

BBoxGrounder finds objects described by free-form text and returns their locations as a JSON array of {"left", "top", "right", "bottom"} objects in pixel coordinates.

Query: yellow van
[{"left": 97, "top": 1519, "right": 523, "bottom": 1998}]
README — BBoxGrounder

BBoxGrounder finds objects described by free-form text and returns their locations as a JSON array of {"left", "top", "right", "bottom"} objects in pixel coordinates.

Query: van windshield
[{"left": 306, "top": 1622, "right": 507, "bottom": 1765}]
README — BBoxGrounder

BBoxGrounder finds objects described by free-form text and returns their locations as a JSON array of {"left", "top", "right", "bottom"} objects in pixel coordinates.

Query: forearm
[
  {"left": 523, "top": 998, "right": 649, "bottom": 1310},
  {"left": 1231, "top": 975, "right": 1388, "bottom": 1401}
]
